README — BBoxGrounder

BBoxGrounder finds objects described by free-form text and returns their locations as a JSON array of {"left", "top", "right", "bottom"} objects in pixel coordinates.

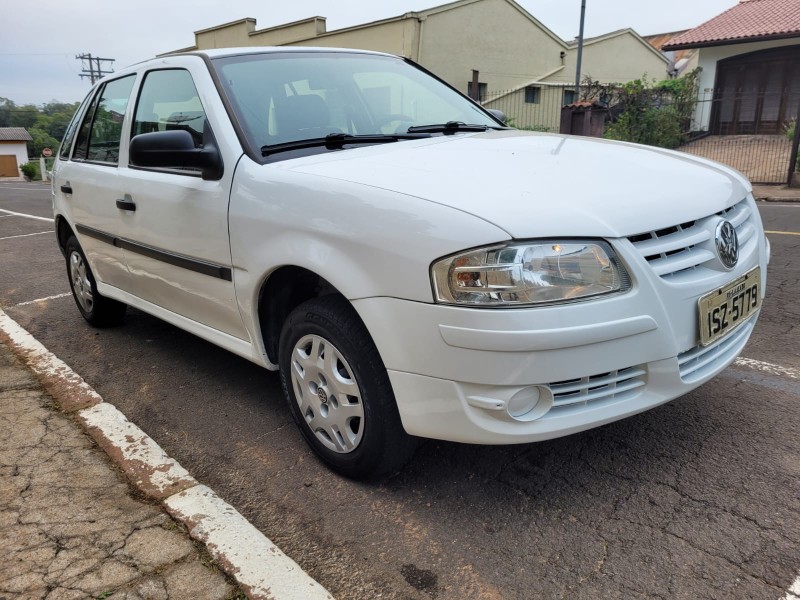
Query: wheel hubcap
[
  {"left": 69, "top": 251, "right": 93, "bottom": 313},
  {"left": 290, "top": 334, "right": 364, "bottom": 453}
]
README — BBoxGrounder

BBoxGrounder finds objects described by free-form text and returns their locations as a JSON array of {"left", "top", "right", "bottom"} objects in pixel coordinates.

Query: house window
[
  {"left": 524, "top": 86, "right": 541, "bottom": 104},
  {"left": 467, "top": 82, "right": 487, "bottom": 102},
  {"left": 563, "top": 89, "right": 576, "bottom": 106}
]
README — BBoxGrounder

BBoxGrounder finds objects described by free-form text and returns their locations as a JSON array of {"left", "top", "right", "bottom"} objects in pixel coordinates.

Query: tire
[
  {"left": 65, "top": 235, "right": 127, "bottom": 327},
  {"left": 279, "top": 295, "right": 417, "bottom": 479}
]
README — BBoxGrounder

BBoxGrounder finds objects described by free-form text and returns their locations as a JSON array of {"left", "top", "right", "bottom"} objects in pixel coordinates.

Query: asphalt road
[{"left": 2, "top": 180, "right": 798, "bottom": 600}]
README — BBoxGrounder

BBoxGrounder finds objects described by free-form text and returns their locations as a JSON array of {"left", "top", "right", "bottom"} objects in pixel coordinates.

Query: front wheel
[
  {"left": 65, "top": 235, "right": 127, "bottom": 327},
  {"left": 278, "top": 295, "right": 417, "bottom": 479}
]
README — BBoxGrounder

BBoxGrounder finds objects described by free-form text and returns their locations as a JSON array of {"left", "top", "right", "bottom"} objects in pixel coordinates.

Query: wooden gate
[{"left": 0, "top": 155, "right": 19, "bottom": 177}]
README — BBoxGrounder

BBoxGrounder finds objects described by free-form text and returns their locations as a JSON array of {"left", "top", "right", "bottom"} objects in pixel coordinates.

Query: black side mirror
[
  {"left": 129, "top": 130, "right": 224, "bottom": 181},
  {"left": 486, "top": 108, "right": 507, "bottom": 125}
]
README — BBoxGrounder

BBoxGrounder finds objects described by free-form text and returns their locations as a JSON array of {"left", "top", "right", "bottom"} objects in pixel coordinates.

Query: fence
[
  {"left": 482, "top": 83, "right": 575, "bottom": 132},
  {"left": 679, "top": 89, "right": 798, "bottom": 184},
  {"left": 482, "top": 85, "right": 798, "bottom": 185}
]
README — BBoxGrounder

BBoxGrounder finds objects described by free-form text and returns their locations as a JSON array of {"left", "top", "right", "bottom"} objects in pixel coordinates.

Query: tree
[
  {"left": 27, "top": 127, "right": 60, "bottom": 157},
  {"left": 0, "top": 97, "right": 15, "bottom": 127},
  {"left": 0, "top": 97, "right": 82, "bottom": 156}
]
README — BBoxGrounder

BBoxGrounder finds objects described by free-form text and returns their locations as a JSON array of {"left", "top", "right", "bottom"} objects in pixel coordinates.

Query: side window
[
  {"left": 132, "top": 69, "right": 207, "bottom": 150},
  {"left": 73, "top": 75, "right": 136, "bottom": 165},
  {"left": 72, "top": 94, "right": 99, "bottom": 162},
  {"left": 58, "top": 91, "right": 94, "bottom": 160}
]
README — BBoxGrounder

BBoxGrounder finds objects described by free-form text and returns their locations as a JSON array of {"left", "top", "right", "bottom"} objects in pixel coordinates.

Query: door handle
[
  {"left": 116, "top": 197, "right": 136, "bottom": 211},
  {"left": 60, "top": 185, "right": 73, "bottom": 194}
]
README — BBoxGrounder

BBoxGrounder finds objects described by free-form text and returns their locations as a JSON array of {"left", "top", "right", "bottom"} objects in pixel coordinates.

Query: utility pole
[
  {"left": 76, "top": 53, "right": 115, "bottom": 84},
  {"left": 574, "top": 0, "right": 587, "bottom": 102}
]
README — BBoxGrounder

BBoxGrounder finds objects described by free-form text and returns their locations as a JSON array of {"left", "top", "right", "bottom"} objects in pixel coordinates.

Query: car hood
[{"left": 276, "top": 130, "right": 751, "bottom": 239}]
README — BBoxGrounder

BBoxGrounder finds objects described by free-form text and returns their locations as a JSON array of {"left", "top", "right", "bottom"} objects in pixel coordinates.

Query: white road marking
[
  {"left": 0, "top": 308, "right": 334, "bottom": 600},
  {"left": 78, "top": 403, "right": 198, "bottom": 498},
  {"left": 784, "top": 573, "right": 800, "bottom": 600},
  {"left": 734, "top": 357, "right": 800, "bottom": 380},
  {"left": 0, "top": 208, "right": 53, "bottom": 222},
  {"left": 0, "top": 231, "right": 52, "bottom": 241},
  {"left": 0, "top": 186, "right": 48, "bottom": 191},
  {"left": 14, "top": 293, "right": 72, "bottom": 307},
  {"left": 166, "top": 486, "right": 334, "bottom": 600},
  {"left": 0, "top": 308, "right": 103, "bottom": 406},
  {"left": 765, "top": 230, "right": 800, "bottom": 236}
]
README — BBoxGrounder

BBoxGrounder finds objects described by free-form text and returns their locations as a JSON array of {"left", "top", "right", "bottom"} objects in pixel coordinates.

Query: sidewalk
[
  {"left": 751, "top": 183, "right": 800, "bottom": 202},
  {"left": 0, "top": 309, "right": 333, "bottom": 600},
  {"left": 0, "top": 340, "right": 240, "bottom": 599}
]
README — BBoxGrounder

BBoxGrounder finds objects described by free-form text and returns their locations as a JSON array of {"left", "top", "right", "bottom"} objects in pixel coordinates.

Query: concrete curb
[
  {"left": 0, "top": 308, "right": 334, "bottom": 600},
  {"left": 751, "top": 185, "right": 800, "bottom": 203},
  {"left": 755, "top": 196, "right": 800, "bottom": 203}
]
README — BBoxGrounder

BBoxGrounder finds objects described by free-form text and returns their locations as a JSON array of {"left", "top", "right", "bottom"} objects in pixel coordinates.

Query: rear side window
[
  {"left": 58, "top": 91, "right": 94, "bottom": 160},
  {"left": 132, "top": 69, "right": 207, "bottom": 149},
  {"left": 73, "top": 75, "right": 136, "bottom": 165}
]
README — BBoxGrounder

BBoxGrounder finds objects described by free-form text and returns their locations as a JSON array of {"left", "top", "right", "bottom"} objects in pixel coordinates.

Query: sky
[{"left": 0, "top": 0, "right": 738, "bottom": 106}]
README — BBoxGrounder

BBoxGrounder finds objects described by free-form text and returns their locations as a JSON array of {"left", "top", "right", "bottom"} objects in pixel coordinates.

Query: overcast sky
[{"left": 1, "top": 0, "right": 737, "bottom": 106}]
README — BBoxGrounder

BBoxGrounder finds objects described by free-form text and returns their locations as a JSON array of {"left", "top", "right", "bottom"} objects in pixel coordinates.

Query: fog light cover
[{"left": 507, "top": 386, "right": 553, "bottom": 421}]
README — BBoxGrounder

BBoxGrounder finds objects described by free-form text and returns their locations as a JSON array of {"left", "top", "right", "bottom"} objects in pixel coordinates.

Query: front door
[
  {"left": 115, "top": 65, "right": 247, "bottom": 340},
  {"left": 713, "top": 45, "right": 800, "bottom": 135}
]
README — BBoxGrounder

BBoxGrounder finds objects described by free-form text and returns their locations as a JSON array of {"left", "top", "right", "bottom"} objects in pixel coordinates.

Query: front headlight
[{"left": 431, "top": 240, "right": 631, "bottom": 307}]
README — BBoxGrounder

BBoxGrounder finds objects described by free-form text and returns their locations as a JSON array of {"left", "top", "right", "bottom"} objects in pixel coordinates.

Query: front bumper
[{"left": 352, "top": 196, "right": 768, "bottom": 445}]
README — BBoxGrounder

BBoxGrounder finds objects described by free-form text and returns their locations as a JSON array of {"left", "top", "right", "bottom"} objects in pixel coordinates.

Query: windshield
[{"left": 212, "top": 51, "right": 499, "bottom": 154}]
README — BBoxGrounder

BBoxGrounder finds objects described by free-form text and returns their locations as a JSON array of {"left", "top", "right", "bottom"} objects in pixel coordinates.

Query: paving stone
[
  {"left": 0, "top": 341, "right": 240, "bottom": 599},
  {"left": 162, "top": 560, "right": 234, "bottom": 600},
  {"left": 118, "top": 526, "right": 195, "bottom": 568}
]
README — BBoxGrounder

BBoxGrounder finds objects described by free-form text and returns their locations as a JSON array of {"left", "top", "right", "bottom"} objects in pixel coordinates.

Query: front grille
[
  {"left": 677, "top": 319, "right": 755, "bottom": 383},
  {"left": 548, "top": 366, "right": 646, "bottom": 410},
  {"left": 627, "top": 199, "right": 757, "bottom": 282}
]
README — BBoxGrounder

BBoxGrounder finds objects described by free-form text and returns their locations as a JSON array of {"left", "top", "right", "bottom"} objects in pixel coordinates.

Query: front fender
[{"left": 228, "top": 157, "right": 509, "bottom": 340}]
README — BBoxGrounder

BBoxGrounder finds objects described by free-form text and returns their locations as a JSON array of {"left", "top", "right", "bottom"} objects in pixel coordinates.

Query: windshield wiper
[
  {"left": 260, "top": 132, "right": 430, "bottom": 157},
  {"left": 406, "top": 121, "right": 494, "bottom": 134}
]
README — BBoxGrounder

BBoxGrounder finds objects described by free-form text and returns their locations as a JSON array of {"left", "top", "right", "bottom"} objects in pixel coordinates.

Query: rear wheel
[
  {"left": 65, "top": 235, "right": 127, "bottom": 327},
  {"left": 278, "top": 295, "right": 416, "bottom": 479}
]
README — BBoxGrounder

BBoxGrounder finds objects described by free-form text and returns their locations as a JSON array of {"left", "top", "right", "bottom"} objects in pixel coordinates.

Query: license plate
[{"left": 698, "top": 267, "right": 760, "bottom": 347}]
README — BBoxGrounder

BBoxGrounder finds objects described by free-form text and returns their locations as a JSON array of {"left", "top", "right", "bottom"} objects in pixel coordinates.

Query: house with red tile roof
[{"left": 664, "top": 0, "right": 800, "bottom": 135}]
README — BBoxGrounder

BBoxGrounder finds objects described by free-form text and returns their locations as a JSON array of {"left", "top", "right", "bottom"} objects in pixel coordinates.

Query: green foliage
[
  {"left": 27, "top": 127, "right": 60, "bottom": 157},
  {"left": 785, "top": 120, "right": 799, "bottom": 171},
  {"left": 605, "top": 106, "right": 684, "bottom": 148},
  {"left": 582, "top": 69, "right": 701, "bottom": 149},
  {"left": 19, "top": 162, "right": 39, "bottom": 181},
  {"left": 0, "top": 97, "right": 81, "bottom": 156},
  {"left": 518, "top": 124, "right": 552, "bottom": 132}
]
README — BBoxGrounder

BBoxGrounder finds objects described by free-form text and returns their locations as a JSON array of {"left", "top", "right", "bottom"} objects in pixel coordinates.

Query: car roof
[
  {"left": 185, "top": 46, "right": 396, "bottom": 59},
  {"left": 97, "top": 46, "right": 401, "bottom": 87}
]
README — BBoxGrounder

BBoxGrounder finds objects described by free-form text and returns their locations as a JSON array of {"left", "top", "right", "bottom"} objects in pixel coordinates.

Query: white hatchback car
[{"left": 52, "top": 47, "right": 768, "bottom": 478}]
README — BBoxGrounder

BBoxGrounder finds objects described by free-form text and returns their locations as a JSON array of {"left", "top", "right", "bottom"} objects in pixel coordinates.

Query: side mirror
[
  {"left": 486, "top": 108, "right": 506, "bottom": 125},
  {"left": 129, "top": 130, "right": 224, "bottom": 181}
]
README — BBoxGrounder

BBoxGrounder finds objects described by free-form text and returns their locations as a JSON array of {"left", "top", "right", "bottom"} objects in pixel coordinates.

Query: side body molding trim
[{"left": 75, "top": 224, "right": 233, "bottom": 282}]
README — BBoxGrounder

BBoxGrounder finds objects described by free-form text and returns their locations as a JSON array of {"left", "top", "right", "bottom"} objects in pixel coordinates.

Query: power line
[{"left": 75, "top": 53, "right": 115, "bottom": 84}]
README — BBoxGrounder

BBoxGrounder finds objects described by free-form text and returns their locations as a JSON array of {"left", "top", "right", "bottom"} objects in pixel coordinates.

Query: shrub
[
  {"left": 19, "top": 162, "right": 39, "bottom": 181},
  {"left": 583, "top": 69, "right": 701, "bottom": 149}
]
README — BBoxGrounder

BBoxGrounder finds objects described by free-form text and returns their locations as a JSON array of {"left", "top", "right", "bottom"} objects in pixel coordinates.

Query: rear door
[
  {"left": 54, "top": 75, "right": 137, "bottom": 291},
  {"left": 115, "top": 59, "right": 247, "bottom": 339}
]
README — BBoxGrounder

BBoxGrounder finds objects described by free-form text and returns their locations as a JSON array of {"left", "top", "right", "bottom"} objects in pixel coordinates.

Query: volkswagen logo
[
  {"left": 715, "top": 220, "right": 739, "bottom": 269},
  {"left": 317, "top": 388, "right": 328, "bottom": 404}
]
